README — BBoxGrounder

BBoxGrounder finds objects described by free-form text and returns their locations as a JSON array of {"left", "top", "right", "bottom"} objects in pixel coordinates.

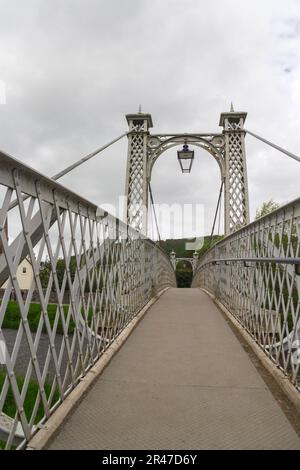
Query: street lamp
[{"left": 177, "top": 141, "right": 194, "bottom": 173}]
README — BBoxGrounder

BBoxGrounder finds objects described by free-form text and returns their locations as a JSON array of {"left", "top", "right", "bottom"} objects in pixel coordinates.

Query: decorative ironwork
[
  {"left": 177, "top": 142, "right": 194, "bottom": 173},
  {"left": 0, "top": 149, "right": 176, "bottom": 449},
  {"left": 220, "top": 110, "right": 250, "bottom": 234},
  {"left": 192, "top": 198, "right": 300, "bottom": 390},
  {"left": 125, "top": 108, "right": 250, "bottom": 236},
  {"left": 124, "top": 113, "right": 153, "bottom": 234},
  {"left": 170, "top": 251, "right": 199, "bottom": 273}
]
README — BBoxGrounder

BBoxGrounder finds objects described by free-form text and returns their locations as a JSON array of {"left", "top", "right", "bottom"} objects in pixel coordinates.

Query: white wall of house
[{"left": 1, "top": 258, "right": 33, "bottom": 290}]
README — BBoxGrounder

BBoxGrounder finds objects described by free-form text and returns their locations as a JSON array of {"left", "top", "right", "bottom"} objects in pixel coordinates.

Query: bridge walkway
[{"left": 49, "top": 288, "right": 300, "bottom": 450}]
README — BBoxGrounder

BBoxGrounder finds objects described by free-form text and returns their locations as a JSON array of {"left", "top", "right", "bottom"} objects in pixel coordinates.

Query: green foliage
[
  {"left": 176, "top": 262, "right": 193, "bottom": 288},
  {"left": 0, "top": 371, "right": 59, "bottom": 425},
  {"left": 159, "top": 236, "right": 224, "bottom": 287},
  {"left": 2, "top": 301, "right": 75, "bottom": 334},
  {"left": 159, "top": 236, "right": 223, "bottom": 260},
  {"left": 40, "top": 257, "right": 77, "bottom": 290},
  {"left": 0, "top": 439, "right": 16, "bottom": 450},
  {"left": 2, "top": 300, "right": 96, "bottom": 334},
  {"left": 159, "top": 238, "right": 195, "bottom": 258},
  {"left": 40, "top": 256, "right": 100, "bottom": 292},
  {"left": 196, "top": 235, "right": 223, "bottom": 259},
  {"left": 265, "top": 263, "right": 298, "bottom": 331},
  {"left": 255, "top": 200, "right": 281, "bottom": 220}
]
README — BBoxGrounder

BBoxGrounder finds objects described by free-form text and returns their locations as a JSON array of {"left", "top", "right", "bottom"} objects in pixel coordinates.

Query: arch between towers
[
  {"left": 175, "top": 258, "right": 194, "bottom": 271},
  {"left": 145, "top": 134, "right": 226, "bottom": 238},
  {"left": 124, "top": 111, "right": 250, "bottom": 238},
  {"left": 147, "top": 134, "right": 225, "bottom": 180}
]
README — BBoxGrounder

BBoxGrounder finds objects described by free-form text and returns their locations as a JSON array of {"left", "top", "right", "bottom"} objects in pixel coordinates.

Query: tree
[
  {"left": 175, "top": 262, "right": 193, "bottom": 288},
  {"left": 40, "top": 257, "right": 77, "bottom": 290},
  {"left": 196, "top": 235, "right": 223, "bottom": 258},
  {"left": 255, "top": 200, "right": 281, "bottom": 220}
]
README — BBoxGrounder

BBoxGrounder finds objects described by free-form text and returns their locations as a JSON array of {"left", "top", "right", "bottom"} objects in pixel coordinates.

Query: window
[{"left": 22, "top": 267, "right": 26, "bottom": 274}]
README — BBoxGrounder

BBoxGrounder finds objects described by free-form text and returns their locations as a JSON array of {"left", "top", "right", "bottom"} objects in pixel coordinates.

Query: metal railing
[
  {"left": 0, "top": 149, "right": 176, "bottom": 449},
  {"left": 192, "top": 198, "right": 300, "bottom": 392}
]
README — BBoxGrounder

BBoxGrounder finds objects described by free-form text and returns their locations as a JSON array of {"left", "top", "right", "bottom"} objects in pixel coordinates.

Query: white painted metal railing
[
  {"left": 192, "top": 198, "right": 300, "bottom": 391},
  {"left": 0, "top": 149, "right": 176, "bottom": 449}
]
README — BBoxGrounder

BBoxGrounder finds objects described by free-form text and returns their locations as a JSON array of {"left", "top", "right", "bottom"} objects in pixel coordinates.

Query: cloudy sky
[{"left": 0, "top": 0, "right": 300, "bottom": 239}]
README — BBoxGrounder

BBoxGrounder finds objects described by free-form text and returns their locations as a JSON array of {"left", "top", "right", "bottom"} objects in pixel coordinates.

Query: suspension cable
[
  {"left": 245, "top": 129, "right": 300, "bottom": 164},
  {"left": 52, "top": 132, "right": 128, "bottom": 180},
  {"left": 150, "top": 205, "right": 155, "bottom": 241},
  {"left": 149, "top": 187, "right": 155, "bottom": 241},
  {"left": 148, "top": 181, "right": 161, "bottom": 243},
  {"left": 209, "top": 180, "right": 224, "bottom": 247},
  {"left": 217, "top": 189, "right": 222, "bottom": 236},
  {"left": 8, "top": 132, "right": 128, "bottom": 211}
]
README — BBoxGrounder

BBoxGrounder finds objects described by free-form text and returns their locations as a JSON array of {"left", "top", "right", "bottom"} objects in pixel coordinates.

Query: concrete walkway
[{"left": 49, "top": 288, "right": 300, "bottom": 450}]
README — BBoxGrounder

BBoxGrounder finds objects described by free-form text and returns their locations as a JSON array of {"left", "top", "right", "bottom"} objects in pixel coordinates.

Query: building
[
  {"left": 1, "top": 257, "right": 33, "bottom": 291},
  {"left": 0, "top": 220, "right": 33, "bottom": 293}
]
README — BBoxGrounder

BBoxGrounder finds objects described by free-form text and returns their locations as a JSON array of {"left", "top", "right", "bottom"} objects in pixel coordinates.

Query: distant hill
[{"left": 159, "top": 235, "right": 223, "bottom": 259}]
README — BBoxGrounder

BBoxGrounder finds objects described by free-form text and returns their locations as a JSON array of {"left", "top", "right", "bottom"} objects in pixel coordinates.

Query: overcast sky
[{"left": 0, "top": 0, "right": 300, "bottom": 239}]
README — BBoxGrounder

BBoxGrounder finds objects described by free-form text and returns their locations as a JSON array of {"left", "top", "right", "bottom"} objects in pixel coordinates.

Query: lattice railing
[
  {"left": 192, "top": 199, "right": 300, "bottom": 390},
  {"left": 0, "top": 149, "right": 176, "bottom": 449}
]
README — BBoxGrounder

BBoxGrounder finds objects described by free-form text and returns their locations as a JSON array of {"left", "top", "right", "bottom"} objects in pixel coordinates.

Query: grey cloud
[{"left": 0, "top": 0, "right": 299, "bottom": 237}]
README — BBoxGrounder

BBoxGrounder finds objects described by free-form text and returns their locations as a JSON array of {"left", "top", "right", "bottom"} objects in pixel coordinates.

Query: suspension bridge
[{"left": 0, "top": 107, "right": 299, "bottom": 450}]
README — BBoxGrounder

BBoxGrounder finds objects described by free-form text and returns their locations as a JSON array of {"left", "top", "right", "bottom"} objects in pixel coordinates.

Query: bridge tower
[
  {"left": 219, "top": 107, "right": 250, "bottom": 234},
  {"left": 124, "top": 107, "right": 250, "bottom": 236},
  {"left": 124, "top": 111, "right": 153, "bottom": 234}
]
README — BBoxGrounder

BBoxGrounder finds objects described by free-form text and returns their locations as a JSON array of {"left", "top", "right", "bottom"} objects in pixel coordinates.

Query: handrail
[
  {"left": 0, "top": 148, "right": 176, "bottom": 449},
  {"left": 192, "top": 199, "right": 300, "bottom": 393}
]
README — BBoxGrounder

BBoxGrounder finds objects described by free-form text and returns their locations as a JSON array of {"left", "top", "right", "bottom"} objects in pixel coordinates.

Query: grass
[
  {"left": 0, "top": 439, "right": 16, "bottom": 450},
  {"left": 2, "top": 301, "right": 75, "bottom": 334},
  {"left": 0, "top": 370, "right": 59, "bottom": 425},
  {"left": 2, "top": 300, "right": 95, "bottom": 335},
  {"left": 0, "top": 299, "right": 96, "bottom": 449}
]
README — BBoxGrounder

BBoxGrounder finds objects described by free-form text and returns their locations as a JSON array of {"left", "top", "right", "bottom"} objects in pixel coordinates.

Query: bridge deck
[{"left": 48, "top": 288, "right": 300, "bottom": 450}]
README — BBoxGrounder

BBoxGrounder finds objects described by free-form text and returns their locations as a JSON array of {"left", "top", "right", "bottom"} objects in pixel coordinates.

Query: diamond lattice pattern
[
  {"left": 193, "top": 201, "right": 300, "bottom": 392},
  {"left": 0, "top": 161, "right": 176, "bottom": 449},
  {"left": 228, "top": 132, "right": 248, "bottom": 232},
  {"left": 127, "top": 133, "right": 145, "bottom": 232}
]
